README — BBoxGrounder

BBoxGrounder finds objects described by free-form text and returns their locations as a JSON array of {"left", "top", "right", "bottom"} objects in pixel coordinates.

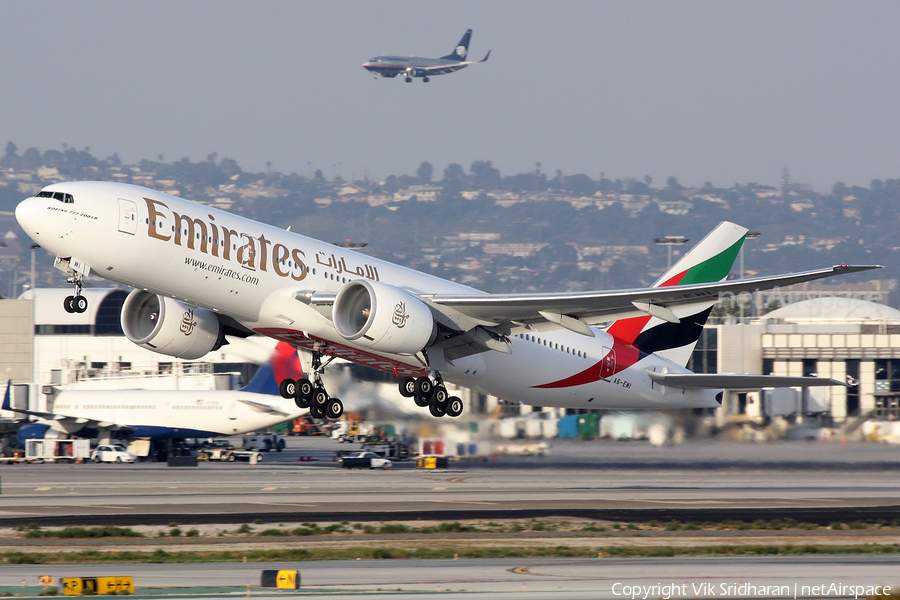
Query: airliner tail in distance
[{"left": 440, "top": 29, "right": 472, "bottom": 61}]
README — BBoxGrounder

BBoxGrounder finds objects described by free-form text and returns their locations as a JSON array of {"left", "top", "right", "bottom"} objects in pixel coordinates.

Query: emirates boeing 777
[{"left": 15, "top": 182, "right": 877, "bottom": 420}]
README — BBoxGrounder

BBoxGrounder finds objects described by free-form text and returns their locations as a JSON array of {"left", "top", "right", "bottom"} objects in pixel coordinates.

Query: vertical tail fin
[
  {"left": 240, "top": 342, "right": 304, "bottom": 395},
  {"left": 606, "top": 222, "right": 748, "bottom": 365},
  {"left": 442, "top": 29, "right": 472, "bottom": 61}
]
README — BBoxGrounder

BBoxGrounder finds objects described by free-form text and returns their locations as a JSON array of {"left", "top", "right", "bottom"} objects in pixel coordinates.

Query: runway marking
[
  {"left": 448, "top": 501, "right": 497, "bottom": 505},
  {"left": 630, "top": 499, "right": 722, "bottom": 504},
  {"left": 34, "top": 487, "right": 52, "bottom": 491},
  {"left": 83, "top": 505, "right": 131, "bottom": 509},
  {"left": 261, "top": 487, "right": 278, "bottom": 491},
  {"left": 433, "top": 487, "right": 447, "bottom": 491},
  {"left": 251, "top": 502, "right": 317, "bottom": 507},
  {"left": 449, "top": 478, "right": 470, "bottom": 483},
  {"left": 777, "top": 497, "right": 840, "bottom": 502}
]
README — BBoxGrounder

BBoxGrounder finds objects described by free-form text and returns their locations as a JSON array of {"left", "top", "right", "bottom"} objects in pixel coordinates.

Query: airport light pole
[
  {"left": 738, "top": 232, "right": 760, "bottom": 376},
  {"left": 30, "top": 243, "right": 40, "bottom": 405},
  {"left": 653, "top": 235, "right": 688, "bottom": 272},
  {"left": 738, "top": 232, "right": 761, "bottom": 320}
]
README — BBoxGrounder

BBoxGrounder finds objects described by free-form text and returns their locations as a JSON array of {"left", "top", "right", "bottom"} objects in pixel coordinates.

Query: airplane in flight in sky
[
  {"left": 15, "top": 183, "right": 875, "bottom": 420},
  {"left": 5, "top": 342, "right": 309, "bottom": 443},
  {"left": 363, "top": 29, "right": 490, "bottom": 83}
]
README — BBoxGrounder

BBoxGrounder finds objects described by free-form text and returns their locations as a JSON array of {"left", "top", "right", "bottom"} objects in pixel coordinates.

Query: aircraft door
[
  {"left": 117, "top": 199, "right": 138, "bottom": 235},
  {"left": 600, "top": 347, "right": 616, "bottom": 379},
  {"left": 228, "top": 401, "right": 238, "bottom": 434}
]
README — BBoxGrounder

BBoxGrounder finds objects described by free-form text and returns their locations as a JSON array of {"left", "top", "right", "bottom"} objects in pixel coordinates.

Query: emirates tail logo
[
  {"left": 180, "top": 309, "right": 198, "bottom": 336},
  {"left": 392, "top": 302, "right": 409, "bottom": 328}
]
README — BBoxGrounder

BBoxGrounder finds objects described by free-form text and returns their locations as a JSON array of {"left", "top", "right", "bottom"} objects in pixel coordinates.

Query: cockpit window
[{"left": 36, "top": 190, "right": 74, "bottom": 203}]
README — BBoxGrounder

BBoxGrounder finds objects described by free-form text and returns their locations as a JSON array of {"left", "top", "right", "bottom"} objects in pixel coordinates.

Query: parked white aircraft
[
  {"left": 15, "top": 183, "right": 877, "bottom": 419},
  {"left": 5, "top": 342, "right": 306, "bottom": 440}
]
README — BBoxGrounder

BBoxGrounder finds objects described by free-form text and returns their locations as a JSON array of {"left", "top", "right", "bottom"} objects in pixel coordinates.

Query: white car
[
  {"left": 345, "top": 451, "right": 392, "bottom": 469},
  {"left": 91, "top": 444, "right": 136, "bottom": 463}
]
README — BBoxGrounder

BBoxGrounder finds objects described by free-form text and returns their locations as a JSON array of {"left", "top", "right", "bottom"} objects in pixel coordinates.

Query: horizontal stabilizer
[{"left": 646, "top": 371, "right": 848, "bottom": 390}]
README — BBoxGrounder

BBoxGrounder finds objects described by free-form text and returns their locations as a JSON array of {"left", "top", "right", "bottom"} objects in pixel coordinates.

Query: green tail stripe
[{"left": 678, "top": 236, "right": 745, "bottom": 285}]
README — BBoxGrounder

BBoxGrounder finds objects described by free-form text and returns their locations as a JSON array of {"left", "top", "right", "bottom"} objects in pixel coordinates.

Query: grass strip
[{"left": 4, "top": 543, "right": 900, "bottom": 565}]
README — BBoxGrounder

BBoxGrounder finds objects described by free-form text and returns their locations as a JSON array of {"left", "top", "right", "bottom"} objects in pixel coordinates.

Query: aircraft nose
[{"left": 15, "top": 197, "right": 41, "bottom": 233}]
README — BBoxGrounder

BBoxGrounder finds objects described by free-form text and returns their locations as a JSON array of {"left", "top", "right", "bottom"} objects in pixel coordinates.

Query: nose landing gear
[{"left": 63, "top": 274, "right": 87, "bottom": 313}]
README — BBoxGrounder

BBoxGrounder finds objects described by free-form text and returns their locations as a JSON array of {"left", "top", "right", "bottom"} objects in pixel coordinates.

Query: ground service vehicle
[
  {"left": 91, "top": 444, "right": 137, "bottom": 463},
  {"left": 242, "top": 433, "right": 285, "bottom": 452},
  {"left": 341, "top": 451, "right": 392, "bottom": 469}
]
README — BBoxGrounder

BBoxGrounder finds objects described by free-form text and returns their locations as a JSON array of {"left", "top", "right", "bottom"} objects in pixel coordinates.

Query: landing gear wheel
[
  {"left": 279, "top": 379, "right": 296, "bottom": 399},
  {"left": 431, "top": 385, "right": 448, "bottom": 408},
  {"left": 415, "top": 377, "right": 433, "bottom": 399},
  {"left": 399, "top": 376, "right": 416, "bottom": 398},
  {"left": 309, "top": 402, "right": 326, "bottom": 419},
  {"left": 423, "top": 76, "right": 430, "bottom": 82},
  {"left": 294, "top": 394, "right": 310, "bottom": 409},
  {"left": 326, "top": 398, "right": 344, "bottom": 420},
  {"left": 429, "top": 402, "right": 446, "bottom": 418},
  {"left": 74, "top": 296, "right": 88, "bottom": 313},
  {"left": 405, "top": 77, "right": 413, "bottom": 83},
  {"left": 64, "top": 296, "right": 76, "bottom": 313},
  {"left": 414, "top": 394, "right": 429, "bottom": 408},
  {"left": 312, "top": 387, "right": 329, "bottom": 407},
  {"left": 296, "top": 379, "right": 314, "bottom": 401},
  {"left": 445, "top": 396, "right": 463, "bottom": 417}
]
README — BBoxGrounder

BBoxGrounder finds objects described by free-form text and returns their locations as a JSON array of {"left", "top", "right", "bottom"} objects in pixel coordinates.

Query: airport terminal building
[
  {"left": 0, "top": 288, "right": 265, "bottom": 413},
  {"left": 712, "top": 297, "right": 900, "bottom": 425}
]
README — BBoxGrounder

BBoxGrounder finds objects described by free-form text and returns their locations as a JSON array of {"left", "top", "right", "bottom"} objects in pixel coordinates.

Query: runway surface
[
  {"left": 3, "top": 556, "right": 899, "bottom": 599},
  {"left": 1, "top": 438, "right": 899, "bottom": 527}
]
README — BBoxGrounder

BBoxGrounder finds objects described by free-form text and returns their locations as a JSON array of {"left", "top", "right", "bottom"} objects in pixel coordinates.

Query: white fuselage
[
  {"left": 43, "top": 388, "right": 305, "bottom": 437},
  {"left": 16, "top": 182, "right": 719, "bottom": 410}
]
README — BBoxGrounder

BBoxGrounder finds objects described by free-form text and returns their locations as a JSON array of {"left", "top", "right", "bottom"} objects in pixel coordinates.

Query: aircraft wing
[
  {"left": 419, "top": 50, "right": 491, "bottom": 75},
  {"left": 236, "top": 398, "right": 294, "bottom": 417},
  {"left": 296, "top": 264, "right": 880, "bottom": 360},
  {"left": 646, "top": 371, "right": 848, "bottom": 390},
  {"left": 424, "top": 265, "right": 880, "bottom": 330}
]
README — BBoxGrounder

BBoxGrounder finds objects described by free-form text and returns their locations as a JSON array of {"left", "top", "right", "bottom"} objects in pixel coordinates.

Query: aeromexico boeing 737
[
  {"left": 15, "top": 182, "right": 877, "bottom": 420},
  {"left": 363, "top": 29, "right": 490, "bottom": 82},
  {"left": 4, "top": 342, "right": 306, "bottom": 441}
]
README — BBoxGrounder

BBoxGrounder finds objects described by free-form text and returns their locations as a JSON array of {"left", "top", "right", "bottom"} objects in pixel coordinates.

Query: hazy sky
[{"left": 2, "top": 1, "right": 898, "bottom": 190}]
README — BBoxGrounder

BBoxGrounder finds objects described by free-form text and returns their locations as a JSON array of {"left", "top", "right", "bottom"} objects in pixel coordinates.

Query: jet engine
[
  {"left": 333, "top": 280, "right": 437, "bottom": 355},
  {"left": 120, "top": 290, "right": 224, "bottom": 360}
]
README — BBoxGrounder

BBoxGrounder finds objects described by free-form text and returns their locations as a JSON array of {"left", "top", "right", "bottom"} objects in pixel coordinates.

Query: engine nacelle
[
  {"left": 333, "top": 280, "right": 437, "bottom": 355},
  {"left": 120, "top": 290, "right": 223, "bottom": 360}
]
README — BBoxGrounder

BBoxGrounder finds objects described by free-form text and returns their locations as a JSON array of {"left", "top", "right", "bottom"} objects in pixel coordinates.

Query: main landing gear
[
  {"left": 279, "top": 351, "right": 343, "bottom": 421},
  {"left": 398, "top": 372, "right": 463, "bottom": 418},
  {"left": 63, "top": 274, "right": 87, "bottom": 314}
]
